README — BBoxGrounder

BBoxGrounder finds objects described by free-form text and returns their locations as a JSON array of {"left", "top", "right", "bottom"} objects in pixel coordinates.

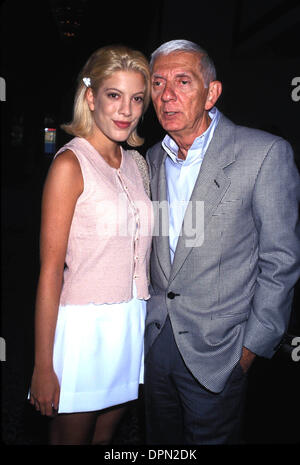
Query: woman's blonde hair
[{"left": 61, "top": 45, "right": 151, "bottom": 147}]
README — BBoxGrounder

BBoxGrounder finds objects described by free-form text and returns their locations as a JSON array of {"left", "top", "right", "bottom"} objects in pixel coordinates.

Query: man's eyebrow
[
  {"left": 152, "top": 74, "right": 166, "bottom": 80},
  {"left": 175, "top": 72, "right": 193, "bottom": 78},
  {"left": 152, "top": 71, "right": 195, "bottom": 79}
]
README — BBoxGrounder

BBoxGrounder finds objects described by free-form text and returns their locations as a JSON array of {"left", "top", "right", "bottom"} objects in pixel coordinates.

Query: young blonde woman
[{"left": 29, "top": 45, "right": 153, "bottom": 445}]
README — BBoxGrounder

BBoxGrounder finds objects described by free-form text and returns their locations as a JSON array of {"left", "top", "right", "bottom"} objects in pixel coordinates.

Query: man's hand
[{"left": 239, "top": 346, "right": 256, "bottom": 373}]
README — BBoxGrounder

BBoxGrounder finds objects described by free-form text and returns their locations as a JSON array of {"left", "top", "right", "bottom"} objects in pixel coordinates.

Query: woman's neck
[{"left": 86, "top": 132, "right": 122, "bottom": 169}]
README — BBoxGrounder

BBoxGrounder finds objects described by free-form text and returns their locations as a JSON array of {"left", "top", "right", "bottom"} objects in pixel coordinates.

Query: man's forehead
[{"left": 151, "top": 51, "right": 202, "bottom": 76}]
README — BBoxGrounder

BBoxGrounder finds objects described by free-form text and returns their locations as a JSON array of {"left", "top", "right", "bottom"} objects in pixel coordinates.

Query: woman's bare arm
[{"left": 30, "top": 149, "right": 83, "bottom": 416}]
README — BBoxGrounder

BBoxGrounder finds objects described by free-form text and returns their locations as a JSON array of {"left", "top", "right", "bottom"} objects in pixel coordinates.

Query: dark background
[{"left": 1, "top": 0, "right": 300, "bottom": 446}]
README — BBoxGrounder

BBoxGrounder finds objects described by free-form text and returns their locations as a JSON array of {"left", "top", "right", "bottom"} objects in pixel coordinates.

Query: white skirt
[{"left": 53, "top": 287, "right": 146, "bottom": 414}]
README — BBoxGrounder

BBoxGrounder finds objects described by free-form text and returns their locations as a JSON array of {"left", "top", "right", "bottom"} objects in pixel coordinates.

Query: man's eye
[
  {"left": 153, "top": 81, "right": 162, "bottom": 87},
  {"left": 180, "top": 80, "right": 189, "bottom": 85}
]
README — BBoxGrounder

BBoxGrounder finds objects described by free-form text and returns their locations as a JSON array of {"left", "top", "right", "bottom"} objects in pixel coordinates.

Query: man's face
[{"left": 151, "top": 51, "right": 212, "bottom": 141}]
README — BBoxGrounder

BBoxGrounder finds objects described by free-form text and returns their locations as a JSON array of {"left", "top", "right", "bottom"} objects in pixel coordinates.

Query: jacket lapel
[
  {"left": 150, "top": 148, "right": 172, "bottom": 281},
  {"left": 169, "top": 114, "right": 237, "bottom": 283}
]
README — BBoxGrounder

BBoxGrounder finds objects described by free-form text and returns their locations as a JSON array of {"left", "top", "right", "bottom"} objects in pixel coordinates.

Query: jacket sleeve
[
  {"left": 145, "top": 148, "right": 153, "bottom": 180},
  {"left": 243, "top": 138, "right": 300, "bottom": 358}
]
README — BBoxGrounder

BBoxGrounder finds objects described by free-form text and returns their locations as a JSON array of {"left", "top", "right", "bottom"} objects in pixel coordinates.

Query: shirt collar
[{"left": 162, "top": 106, "right": 220, "bottom": 166}]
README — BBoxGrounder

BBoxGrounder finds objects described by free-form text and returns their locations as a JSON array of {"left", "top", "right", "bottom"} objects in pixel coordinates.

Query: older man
[{"left": 144, "top": 39, "right": 300, "bottom": 444}]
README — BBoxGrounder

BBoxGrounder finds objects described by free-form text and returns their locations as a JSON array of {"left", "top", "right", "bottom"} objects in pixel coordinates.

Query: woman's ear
[
  {"left": 205, "top": 80, "right": 222, "bottom": 110},
  {"left": 85, "top": 87, "right": 95, "bottom": 111}
]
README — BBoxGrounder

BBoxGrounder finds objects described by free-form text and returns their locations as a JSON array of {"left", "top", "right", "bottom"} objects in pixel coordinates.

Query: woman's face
[{"left": 86, "top": 70, "right": 145, "bottom": 143}]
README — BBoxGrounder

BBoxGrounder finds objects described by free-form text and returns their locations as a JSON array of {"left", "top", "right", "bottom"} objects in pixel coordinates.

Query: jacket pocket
[
  {"left": 211, "top": 309, "right": 250, "bottom": 322},
  {"left": 212, "top": 199, "right": 243, "bottom": 216}
]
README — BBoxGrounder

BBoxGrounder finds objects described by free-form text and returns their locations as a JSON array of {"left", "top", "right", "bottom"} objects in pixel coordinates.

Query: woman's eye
[
  {"left": 134, "top": 96, "right": 144, "bottom": 103},
  {"left": 107, "top": 93, "right": 119, "bottom": 99}
]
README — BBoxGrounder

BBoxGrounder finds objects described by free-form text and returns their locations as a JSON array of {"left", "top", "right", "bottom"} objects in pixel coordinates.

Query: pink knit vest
[{"left": 55, "top": 137, "right": 153, "bottom": 305}]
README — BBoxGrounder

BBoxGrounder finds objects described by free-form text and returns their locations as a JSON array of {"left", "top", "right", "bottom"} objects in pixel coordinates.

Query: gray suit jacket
[{"left": 145, "top": 113, "right": 300, "bottom": 393}]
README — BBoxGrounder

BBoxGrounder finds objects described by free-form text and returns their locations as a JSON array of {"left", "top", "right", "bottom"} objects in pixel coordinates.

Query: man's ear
[
  {"left": 205, "top": 80, "right": 222, "bottom": 110},
  {"left": 85, "top": 87, "right": 95, "bottom": 111}
]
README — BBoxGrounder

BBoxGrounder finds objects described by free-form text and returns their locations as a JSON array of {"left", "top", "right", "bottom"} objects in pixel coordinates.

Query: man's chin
[{"left": 160, "top": 121, "right": 182, "bottom": 133}]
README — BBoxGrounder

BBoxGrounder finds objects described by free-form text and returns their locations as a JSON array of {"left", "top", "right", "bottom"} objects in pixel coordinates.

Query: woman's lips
[{"left": 113, "top": 120, "right": 131, "bottom": 129}]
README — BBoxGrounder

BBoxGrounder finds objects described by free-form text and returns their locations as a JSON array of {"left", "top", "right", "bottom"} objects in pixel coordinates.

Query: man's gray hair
[{"left": 150, "top": 39, "right": 216, "bottom": 88}]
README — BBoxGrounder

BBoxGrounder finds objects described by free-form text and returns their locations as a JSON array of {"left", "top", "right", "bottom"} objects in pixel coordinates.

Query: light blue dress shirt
[{"left": 163, "top": 106, "right": 220, "bottom": 262}]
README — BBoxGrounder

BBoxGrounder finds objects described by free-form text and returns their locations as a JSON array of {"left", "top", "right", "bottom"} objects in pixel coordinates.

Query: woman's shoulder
[
  {"left": 125, "top": 149, "right": 147, "bottom": 170},
  {"left": 49, "top": 148, "right": 83, "bottom": 188},
  {"left": 54, "top": 137, "right": 92, "bottom": 170},
  {"left": 43, "top": 148, "right": 83, "bottom": 200},
  {"left": 125, "top": 149, "right": 150, "bottom": 197},
  {"left": 53, "top": 148, "right": 80, "bottom": 168}
]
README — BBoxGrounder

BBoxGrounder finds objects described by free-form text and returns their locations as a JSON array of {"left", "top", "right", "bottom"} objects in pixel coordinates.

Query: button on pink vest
[{"left": 55, "top": 137, "right": 153, "bottom": 305}]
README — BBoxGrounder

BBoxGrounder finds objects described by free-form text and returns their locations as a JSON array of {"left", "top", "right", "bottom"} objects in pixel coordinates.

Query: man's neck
[{"left": 170, "top": 114, "right": 212, "bottom": 160}]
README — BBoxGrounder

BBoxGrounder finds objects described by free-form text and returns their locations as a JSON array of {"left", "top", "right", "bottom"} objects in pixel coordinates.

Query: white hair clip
[{"left": 82, "top": 77, "right": 91, "bottom": 87}]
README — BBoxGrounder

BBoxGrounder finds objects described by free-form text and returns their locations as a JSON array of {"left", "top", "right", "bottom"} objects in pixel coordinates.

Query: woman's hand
[{"left": 30, "top": 368, "right": 60, "bottom": 416}]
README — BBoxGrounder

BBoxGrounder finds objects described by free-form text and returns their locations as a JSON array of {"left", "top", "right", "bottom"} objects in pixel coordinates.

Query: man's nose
[{"left": 161, "top": 82, "right": 176, "bottom": 102}]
